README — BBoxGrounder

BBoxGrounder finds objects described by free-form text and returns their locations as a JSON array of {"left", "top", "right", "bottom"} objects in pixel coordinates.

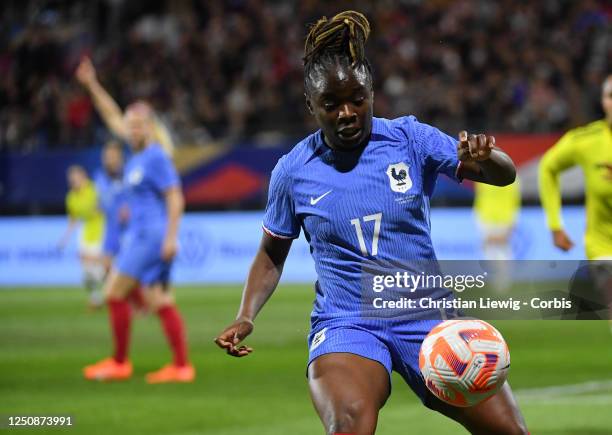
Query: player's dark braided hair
[{"left": 303, "top": 10, "right": 372, "bottom": 95}]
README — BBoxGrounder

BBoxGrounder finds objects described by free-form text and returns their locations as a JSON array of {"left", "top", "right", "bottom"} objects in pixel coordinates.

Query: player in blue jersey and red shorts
[
  {"left": 216, "top": 11, "right": 527, "bottom": 434},
  {"left": 78, "top": 58, "right": 194, "bottom": 383}
]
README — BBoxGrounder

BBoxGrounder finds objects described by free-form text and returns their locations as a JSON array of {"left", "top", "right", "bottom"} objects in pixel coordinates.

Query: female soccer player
[
  {"left": 60, "top": 165, "right": 106, "bottom": 309},
  {"left": 539, "top": 74, "right": 612, "bottom": 328},
  {"left": 216, "top": 11, "right": 527, "bottom": 434},
  {"left": 77, "top": 58, "right": 194, "bottom": 383},
  {"left": 94, "top": 140, "right": 146, "bottom": 311},
  {"left": 539, "top": 75, "right": 612, "bottom": 259}
]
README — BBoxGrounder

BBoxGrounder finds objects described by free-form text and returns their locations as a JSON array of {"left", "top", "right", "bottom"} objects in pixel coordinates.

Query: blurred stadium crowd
[{"left": 0, "top": 0, "right": 610, "bottom": 151}]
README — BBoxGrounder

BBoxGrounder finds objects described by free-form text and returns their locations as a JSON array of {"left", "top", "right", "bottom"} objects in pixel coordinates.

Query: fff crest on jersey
[
  {"left": 386, "top": 162, "right": 412, "bottom": 193},
  {"left": 128, "top": 167, "right": 144, "bottom": 185}
]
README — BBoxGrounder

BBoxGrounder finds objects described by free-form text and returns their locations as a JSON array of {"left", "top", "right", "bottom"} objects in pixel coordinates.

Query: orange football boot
[
  {"left": 145, "top": 364, "right": 195, "bottom": 384},
  {"left": 83, "top": 358, "right": 133, "bottom": 381}
]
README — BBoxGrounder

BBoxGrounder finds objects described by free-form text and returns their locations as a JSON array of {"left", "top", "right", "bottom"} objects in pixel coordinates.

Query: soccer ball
[{"left": 419, "top": 319, "right": 510, "bottom": 407}]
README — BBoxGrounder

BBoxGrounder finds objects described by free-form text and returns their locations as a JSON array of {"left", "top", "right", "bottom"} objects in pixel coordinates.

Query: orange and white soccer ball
[{"left": 419, "top": 319, "right": 510, "bottom": 407}]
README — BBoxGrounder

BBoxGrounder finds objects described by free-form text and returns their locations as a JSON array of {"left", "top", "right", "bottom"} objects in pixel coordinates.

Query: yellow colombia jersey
[
  {"left": 539, "top": 119, "right": 612, "bottom": 259},
  {"left": 66, "top": 180, "right": 104, "bottom": 245},
  {"left": 474, "top": 178, "right": 521, "bottom": 227}
]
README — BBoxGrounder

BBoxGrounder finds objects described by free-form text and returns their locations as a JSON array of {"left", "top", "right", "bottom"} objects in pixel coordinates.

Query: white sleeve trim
[
  {"left": 262, "top": 224, "right": 298, "bottom": 240},
  {"left": 455, "top": 161, "right": 464, "bottom": 182}
]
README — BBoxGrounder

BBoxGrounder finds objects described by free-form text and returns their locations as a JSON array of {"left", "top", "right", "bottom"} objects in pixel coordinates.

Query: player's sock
[
  {"left": 157, "top": 304, "right": 189, "bottom": 367},
  {"left": 83, "top": 270, "right": 95, "bottom": 293},
  {"left": 108, "top": 298, "right": 132, "bottom": 363},
  {"left": 90, "top": 289, "right": 104, "bottom": 307},
  {"left": 83, "top": 272, "right": 100, "bottom": 307},
  {"left": 84, "top": 263, "right": 105, "bottom": 307},
  {"left": 91, "top": 263, "right": 105, "bottom": 287}
]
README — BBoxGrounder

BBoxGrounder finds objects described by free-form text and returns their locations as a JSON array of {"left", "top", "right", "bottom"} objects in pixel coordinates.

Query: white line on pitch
[
  {"left": 518, "top": 394, "right": 612, "bottom": 405},
  {"left": 515, "top": 380, "right": 612, "bottom": 399}
]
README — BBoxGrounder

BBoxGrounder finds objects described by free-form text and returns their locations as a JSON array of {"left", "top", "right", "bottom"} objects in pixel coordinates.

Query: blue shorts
[
  {"left": 115, "top": 228, "right": 172, "bottom": 286},
  {"left": 307, "top": 318, "right": 443, "bottom": 403}
]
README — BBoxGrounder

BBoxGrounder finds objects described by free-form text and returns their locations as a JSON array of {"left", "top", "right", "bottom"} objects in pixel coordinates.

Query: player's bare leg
[
  {"left": 84, "top": 270, "right": 137, "bottom": 381},
  {"left": 144, "top": 283, "right": 175, "bottom": 310},
  {"left": 308, "top": 353, "right": 390, "bottom": 435},
  {"left": 81, "top": 253, "right": 105, "bottom": 310},
  {"left": 101, "top": 255, "right": 147, "bottom": 314},
  {"left": 145, "top": 284, "right": 195, "bottom": 384},
  {"left": 426, "top": 382, "right": 528, "bottom": 434},
  {"left": 104, "top": 270, "right": 138, "bottom": 300}
]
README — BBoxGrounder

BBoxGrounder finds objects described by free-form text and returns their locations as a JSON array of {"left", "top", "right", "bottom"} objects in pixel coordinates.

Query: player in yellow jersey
[
  {"left": 474, "top": 179, "right": 521, "bottom": 259},
  {"left": 539, "top": 75, "right": 612, "bottom": 323},
  {"left": 539, "top": 75, "right": 612, "bottom": 259},
  {"left": 59, "top": 165, "right": 106, "bottom": 308},
  {"left": 473, "top": 179, "right": 521, "bottom": 291}
]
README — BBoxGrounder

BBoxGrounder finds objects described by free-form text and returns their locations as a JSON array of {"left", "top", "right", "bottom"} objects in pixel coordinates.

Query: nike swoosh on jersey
[{"left": 310, "top": 190, "right": 332, "bottom": 205}]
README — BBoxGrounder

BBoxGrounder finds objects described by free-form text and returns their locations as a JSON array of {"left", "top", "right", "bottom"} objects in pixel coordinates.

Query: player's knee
[
  {"left": 105, "top": 287, "right": 126, "bottom": 301},
  {"left": 104, "top": 282, "right": 122, "bottom": 300},
  {"left": 147, "top": 296, "right": 163, "bottom": 311},
  {"left": 146, "top": 287, "right": 173, "bottom": 311},
  {"left": 103, "top": 274, "right": 132, "bottom": 300},
  {"left": 325, "top": 399, "right": 376, "bottom": 435}
]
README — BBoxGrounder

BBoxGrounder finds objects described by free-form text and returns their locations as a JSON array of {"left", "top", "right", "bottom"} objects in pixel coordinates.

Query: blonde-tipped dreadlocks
[{"left": 303, "top": 10, "right": 372, "bottom": 94}]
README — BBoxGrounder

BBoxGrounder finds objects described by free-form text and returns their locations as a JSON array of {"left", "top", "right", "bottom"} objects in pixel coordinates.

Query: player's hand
[
  {"left": 552, "top": 229, "right": 574, "bottom": 251},
  {"left": 161, "top": 237, "right": 178, "bottom": 261},
  {"left": 75, "top": 57, "right": 97, "bottom": 87},
  {"left": 214, "top": 318, "right": 254, "bottom": 357},
  {"left": 600, "top": 163, "right": 612, "bottom": 181},
  {"left": 457, "top": 131, "right": 495, "bottom": 162}
]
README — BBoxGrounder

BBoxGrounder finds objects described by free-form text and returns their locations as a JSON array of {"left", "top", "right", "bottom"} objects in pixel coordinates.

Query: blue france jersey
[
  {"left": 94, "top": 169, "right": 125, "bottom": 232},
  {"left": 123, "top": 143, "right": 179, "bottom": 231},
  {"left": 263, "top": 116, "right": 462, "bottom": 322}
]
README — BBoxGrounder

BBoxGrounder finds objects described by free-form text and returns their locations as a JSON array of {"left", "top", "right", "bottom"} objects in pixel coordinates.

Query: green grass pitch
[{"left": 2, "top": 285, "right": 612, "bottom": 434}]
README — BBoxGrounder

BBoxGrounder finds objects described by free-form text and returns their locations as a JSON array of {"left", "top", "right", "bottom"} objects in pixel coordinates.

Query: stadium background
[{"left": 1, "top": 1, "right": 612, "bottom": 434}]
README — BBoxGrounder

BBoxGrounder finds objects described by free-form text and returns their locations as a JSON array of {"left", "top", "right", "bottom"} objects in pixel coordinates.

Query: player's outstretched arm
[
  {"left": 75, "top": 57, "right": 128, "bottom": 141},
  {"left": 215, "top": 233, "right": 292, "bottom": 357},
  {"left": 58, "top": 218, "right": 78, "bottom": 250},
  {"left": 457, "top": 131, "right": 516, "bottom": 186}
]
